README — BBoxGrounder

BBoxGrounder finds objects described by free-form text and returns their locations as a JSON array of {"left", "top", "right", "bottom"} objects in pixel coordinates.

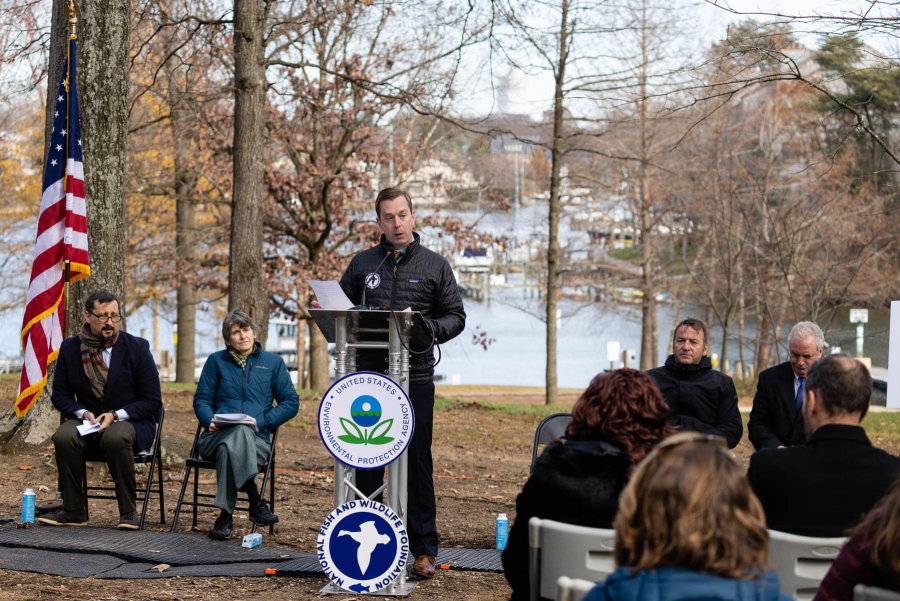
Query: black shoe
[
  {"left": 209, "top": 511, "right": 233, "bottom": 540},
  {"left": 117, "top": 511, "right": 140, "bottom": 530},
  {"left": 249, "top": 500, "right": 279, "bottom": 527},
  {"left": 37, "top": 508, "right": 88, "bottom": 526}
]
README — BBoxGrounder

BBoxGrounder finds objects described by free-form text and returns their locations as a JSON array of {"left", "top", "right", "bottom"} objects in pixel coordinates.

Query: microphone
[{"left": 355, "top": 251, "right": 393, "bottom": 310}]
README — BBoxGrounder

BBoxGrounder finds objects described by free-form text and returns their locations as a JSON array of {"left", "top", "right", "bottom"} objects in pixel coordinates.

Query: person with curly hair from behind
[
  {"left": 501, "top": 368, "right": 674, "bottom": 601},
  {"left": 583, "top": 433, "right": 792, "bottom": 601}
]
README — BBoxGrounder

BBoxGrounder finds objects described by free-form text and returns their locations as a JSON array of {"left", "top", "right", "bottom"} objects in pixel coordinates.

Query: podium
[{"left": 309, "top": 308, "right": 429, "bottom": 595}]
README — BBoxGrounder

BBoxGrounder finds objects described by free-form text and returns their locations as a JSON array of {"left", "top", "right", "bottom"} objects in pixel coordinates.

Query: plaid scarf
[
  {"left": 79, "top": 322, "right": 117, "bottom": 400},
  {"left": 230, "top": 349, "right": 248, "bottom": 369}
]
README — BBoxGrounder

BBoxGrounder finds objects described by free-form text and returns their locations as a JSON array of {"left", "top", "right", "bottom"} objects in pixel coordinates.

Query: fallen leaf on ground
[
  {"left": 18, "top": 465, "right": 32, "bottom": 470},
  {"left": 148, "top": 563, "right": 170, "bottom": 572}
]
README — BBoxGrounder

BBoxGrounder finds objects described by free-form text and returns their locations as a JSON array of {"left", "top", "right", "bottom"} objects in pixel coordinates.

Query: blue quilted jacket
[
  {"left": 193, "top": 342, "right": 300, "bottom": 441},
  {"left": 582, "top": 567, "right": 792, "bottom": 601}
]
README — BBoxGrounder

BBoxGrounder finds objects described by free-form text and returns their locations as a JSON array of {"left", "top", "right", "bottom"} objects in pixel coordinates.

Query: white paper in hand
[
  {"left": 212, "top": 413, "right": 259, "bottom": 433},
  {"left": 76, "top": 419, "right": 101, "bottom": 436},
  {"left": 307, "top": 280, "right": 354, "bottom": 310}
]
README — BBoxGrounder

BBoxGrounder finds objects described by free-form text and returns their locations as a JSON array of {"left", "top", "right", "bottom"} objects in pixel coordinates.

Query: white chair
[
  {"left": 529, "top": 517, "right": 615, "bottom": 601},
  {"left": 855, "top": 585, "right": 900, "bottom": 601},
  {"left": 556, "top": 576, "right": 597, "bottom": 601},
  {"left": 768, "top": 529, "right": 847, "bottom": 601}
]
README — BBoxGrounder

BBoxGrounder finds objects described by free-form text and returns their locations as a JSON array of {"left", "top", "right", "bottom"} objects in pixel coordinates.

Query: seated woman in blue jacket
[
  {"left": 583, "top": 432, "right": 792, "bottom": 601},
  {"left": 193, "top": 309, "right": 300, "bottom": 540}
]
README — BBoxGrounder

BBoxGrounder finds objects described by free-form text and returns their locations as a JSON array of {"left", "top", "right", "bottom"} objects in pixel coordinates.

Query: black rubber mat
[
  {"left": 0, "top": 523, "right": 299, "bottom": 566},
  {"left": 0, "top": 546, "right": 126, "bottom": 577},
  {"left": 95, "top": 561, "right": 277, "bottom": 579},
  {"left": 274, "top": 548, "right": 502, "bottom": 576},
  {"left": 435, "top": 548, "right": 503, "bottom": 573}
]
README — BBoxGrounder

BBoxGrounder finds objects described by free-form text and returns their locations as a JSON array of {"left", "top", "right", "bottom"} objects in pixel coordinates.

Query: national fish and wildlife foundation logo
[
  {"left": 318, "top": 500, "right": 410, "bottom": 593},
  {"left": 365, "top": 272, "right": 381, "bottom": 289},
  {"left": 318, "top": 372, "right": 414, "bottom": 470}
]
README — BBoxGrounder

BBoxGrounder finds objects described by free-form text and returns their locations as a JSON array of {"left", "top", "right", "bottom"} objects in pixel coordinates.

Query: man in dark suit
[
  {"left": 747, "top": 354, "right": 900, "bottom": 537},
  {"left": 748, "top": 321, "right": 825, "bottom": 450},
  {"left": 38, "top": 290, "right": 162, "bottom": 529}
]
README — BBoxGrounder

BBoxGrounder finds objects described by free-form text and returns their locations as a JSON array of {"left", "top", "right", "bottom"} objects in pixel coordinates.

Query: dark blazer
[
  {"left": 747, "top": 424, "right": 900, "bottom": 537},
  {"left": 748, "top": 361, "right": 806, "bottom": 450},
  {"left": 51, "top": 330, "right": 162, "bottom": 452},
  {"left": 502, "top": 440, "right": 631, "bottom": 601}
]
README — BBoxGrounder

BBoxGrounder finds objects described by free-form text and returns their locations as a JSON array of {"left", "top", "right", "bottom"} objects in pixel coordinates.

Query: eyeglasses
[
  {"left": 655, "top": 433, "right": 728, "bottom": 453},
  {"left": 89, "top": 312, "right": 121, "bottom": 324}
]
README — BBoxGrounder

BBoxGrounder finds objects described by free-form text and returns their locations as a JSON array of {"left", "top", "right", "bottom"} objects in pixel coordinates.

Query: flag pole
[{"left": 61, "top": 1, "right": 78, "bottom": 339}]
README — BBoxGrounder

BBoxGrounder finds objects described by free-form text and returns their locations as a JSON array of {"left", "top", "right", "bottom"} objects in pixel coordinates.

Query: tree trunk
[
  {"left": 544, "top": 0, "right": 568, "bottom": 405},
  {"left": 309, "top": 321, "right": 330, "bottom": 389},
  {"left": 228, "top": 0, "right": 268, "bottom": 345},
  {"left": 166, "top": 31, "right": 197, "bottom": 384},
  {"left": 755, "top": 310, "right": 772, "bottom": 377},
  {"left": 637, "top": 0, "right": 658, "bottom": 371},
  {"left": 296, "top": 319, "right": 307, "bottom": 389},
  {"left": 1, "top": 0, "right": 129, "bottom": 452},
  {"left": 68, "top": 0, "right": 130, "bottom": 330}
]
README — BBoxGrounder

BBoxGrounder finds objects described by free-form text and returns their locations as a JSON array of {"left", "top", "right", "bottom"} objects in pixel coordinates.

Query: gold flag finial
[{"left": 64, "top": 0, "right": 80, "bottom": 37}]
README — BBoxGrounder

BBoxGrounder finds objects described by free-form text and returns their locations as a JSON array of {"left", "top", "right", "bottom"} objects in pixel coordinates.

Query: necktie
[{"left": 795, "top": 377, "right": 805, "bottom": 414}]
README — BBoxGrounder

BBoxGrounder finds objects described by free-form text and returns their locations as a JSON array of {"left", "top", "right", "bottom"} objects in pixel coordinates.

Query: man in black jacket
[
  {"left": 647, "top": 318, "right": 743, "bottom": 448},
  {"left": 38, "top": 290, "right": 162, "bottom": 530},
  {"left": 747, "top": 354, "right": 900, "bottom": 536},
  {"left": 748, "top": 321, "right": 824, "bottom": 450},
  {"left": 335, "top": 187, "right": 466, "bottom": 578}
]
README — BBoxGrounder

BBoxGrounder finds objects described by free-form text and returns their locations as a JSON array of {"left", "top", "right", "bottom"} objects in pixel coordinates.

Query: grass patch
[
  {"left": 436, "top": 395, "right": 571, "bottom": 418},
  {"left": 862, "top": 412, "right": 900, "bottom": 438},
  {"left": 608, "top": 248, "right": 640, "bottom": 262},
  {"left": 162, "top": 382, "right": 198, "bottom": 392}
]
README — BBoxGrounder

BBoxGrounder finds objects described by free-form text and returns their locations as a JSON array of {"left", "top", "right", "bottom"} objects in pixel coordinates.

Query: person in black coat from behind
[
  {"left": 748, "top": 354, "right": 900, "bottom": 537},
  {"left": 647, "top": 317, "right": 743, "bottom": 448},
  {"left": 501, "top": 369, "right": 675, "bottom": 601}
]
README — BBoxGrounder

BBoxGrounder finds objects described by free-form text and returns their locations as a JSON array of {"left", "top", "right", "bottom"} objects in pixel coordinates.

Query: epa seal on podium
[
  {"left": 318, "top": 371, "right": 415, "bottom": 469},
  {"left": 318, "top": 500, "right": 410, "bottom": 593}
]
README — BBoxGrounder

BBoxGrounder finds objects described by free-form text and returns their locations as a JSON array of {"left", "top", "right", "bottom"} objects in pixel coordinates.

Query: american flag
[{"left": 16, "top": 35, "right": 90, "bottom": 416}]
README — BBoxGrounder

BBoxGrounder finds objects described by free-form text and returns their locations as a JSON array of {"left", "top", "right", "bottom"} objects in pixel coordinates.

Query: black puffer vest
[{"left": 338, "top": 233, "right": 466, "bottom": 384}]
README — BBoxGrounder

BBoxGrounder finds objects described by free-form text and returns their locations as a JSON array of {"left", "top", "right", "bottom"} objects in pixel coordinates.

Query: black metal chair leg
[
  {"left": 171, "top": 461, "right": 193, "bottom": 532},
  {"left": 192, "top": 466, "right": 199, "bottom": 528},
  {"left": 158, "top": 449, "right": 166, "bottom": 524}
]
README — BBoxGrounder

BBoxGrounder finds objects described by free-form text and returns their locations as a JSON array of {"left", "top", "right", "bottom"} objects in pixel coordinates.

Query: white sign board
[
  {"left": 318, "top": 372, "right": 414, "bottom": 470},
  {"left": 318, "top": 500, "right": 409, "bottom": 593},
  {"left": 607, "top": 341, "right": 620, "bottom": 364},
  {"left": 850, "top": 308, "right": 869, "bottom": 324},
  {"left": 888, "top": 302, "right": 900, "bottom": 409}
]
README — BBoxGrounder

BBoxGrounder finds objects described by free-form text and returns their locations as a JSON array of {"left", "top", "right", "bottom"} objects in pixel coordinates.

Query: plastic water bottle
[
  {"left": 21, "top": 488, "right": 35, "bottom": 524},
  {"left": 496, "top": 513, "right": 508, "bottom": 550}
]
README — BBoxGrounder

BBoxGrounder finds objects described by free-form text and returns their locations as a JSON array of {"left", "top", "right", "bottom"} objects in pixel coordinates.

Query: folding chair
[
  {"left": 171, "top": 424, "right": 279, "bottom": 535},
  {"left": 82, "top": 404, "right": 166, "bottom": 530},
  {"left": 768, "top": 529, "right": 847, "bottom": 601},
  {"left": 855, "top": 585, "right": 900, "bottom": 601},
  {"left": 529, "top": 517, "right": 615, "bottom": 601},
  {"left": 556, "top": 576, "right": 597, "bottom": 601},
  {"left": 531, "top": 413, "right": 572, "bottom": 474}
]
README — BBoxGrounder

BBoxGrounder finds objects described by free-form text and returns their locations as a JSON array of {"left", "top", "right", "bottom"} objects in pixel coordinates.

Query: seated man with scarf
[{"left": 39, "top": 290, "right": 162, "bottom": 529}]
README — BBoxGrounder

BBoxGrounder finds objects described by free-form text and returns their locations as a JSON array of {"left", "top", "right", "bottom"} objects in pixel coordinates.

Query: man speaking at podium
[{"left": 319, "top": 187, "right": 466, "bottom": 579}]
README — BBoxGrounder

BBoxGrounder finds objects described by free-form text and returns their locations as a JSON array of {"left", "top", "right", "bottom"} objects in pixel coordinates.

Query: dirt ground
[{"left": 2, "top": 378, "right": 899, "bottom": 600}]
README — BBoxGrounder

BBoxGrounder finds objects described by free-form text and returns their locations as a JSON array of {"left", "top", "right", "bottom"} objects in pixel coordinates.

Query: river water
[{"left": 1, "top": 203, "right": 891, "bottom": 388}]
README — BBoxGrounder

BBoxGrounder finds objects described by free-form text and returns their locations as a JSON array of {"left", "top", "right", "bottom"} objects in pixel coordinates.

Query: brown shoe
[
  {"left": 412, "top": 554, "right": 436, "bottom": 579},
  {"left": 37, "top": 508, "right": 88, "bottom": 526}
]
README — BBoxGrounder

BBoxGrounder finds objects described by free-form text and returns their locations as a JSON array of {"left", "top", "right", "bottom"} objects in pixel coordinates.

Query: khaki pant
[{"left": 53, "top": 418, "right": 138, "bottom": 515}]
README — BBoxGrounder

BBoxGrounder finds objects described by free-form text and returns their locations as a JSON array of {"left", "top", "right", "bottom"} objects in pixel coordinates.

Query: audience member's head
[
  {"left": 788, "top": 321, "right": 825, "bottom": 379},
  {"left": 671, "top": 318, "right": 709, "bottom": 365},
  {"left": 614, "top": 432, "right": 769, "bottom": 580},
  {"left": 221, "top": 309, "right": 259, "bottom": 355},
  {"left": 565, "top": 368, "right": 674, "bottom": 468},
  {"left": 803, "top": 353, "right": 870, "bottom": 437}
]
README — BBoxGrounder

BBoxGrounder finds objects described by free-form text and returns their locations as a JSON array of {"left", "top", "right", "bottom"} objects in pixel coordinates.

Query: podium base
[{"left": 319, "top": 581, "right": 417, "bottom": 596}]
